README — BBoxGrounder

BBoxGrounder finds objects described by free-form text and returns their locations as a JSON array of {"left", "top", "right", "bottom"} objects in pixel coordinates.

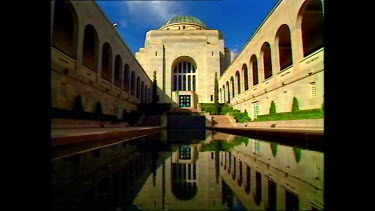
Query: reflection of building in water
[
  {"left": 51, "top": 139, "right": 162, "bottom": 211},
  {"left": 219, "top": 137, "right": 324, "bottom": 210},
  {"left": 134, "top": 143, "right": 229, "bottom": 210}
]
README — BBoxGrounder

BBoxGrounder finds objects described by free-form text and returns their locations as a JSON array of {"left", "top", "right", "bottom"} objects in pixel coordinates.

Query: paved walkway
[
  {"left": 52, "top": 125, "right": 323, "bottom": 145},
  {"left": 52, "top": 126, "right": 165, "bottom": 147},
  {"left": 51, "top": 125, "right": 324, "bottom": 160}
]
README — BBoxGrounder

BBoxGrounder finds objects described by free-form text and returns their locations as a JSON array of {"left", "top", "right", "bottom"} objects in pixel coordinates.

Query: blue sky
[{"left": 96, "top": 0, "right": 279, "bottom": 56}]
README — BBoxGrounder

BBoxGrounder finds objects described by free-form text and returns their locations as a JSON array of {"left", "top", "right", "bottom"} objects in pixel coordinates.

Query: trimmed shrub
[
  {"left": 291, "top": 97, "right": 300, "bottom": 113},
  {"left": 269, "top": 101, "right": 277, "bottom": 114},
  {"left": 72, "top": 95, "right": 84, "bottom": 113}
]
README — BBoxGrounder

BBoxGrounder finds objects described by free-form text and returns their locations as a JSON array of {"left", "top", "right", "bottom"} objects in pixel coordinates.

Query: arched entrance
[{"left": 171, "top": 56, "right": 197, "bottom": 108}]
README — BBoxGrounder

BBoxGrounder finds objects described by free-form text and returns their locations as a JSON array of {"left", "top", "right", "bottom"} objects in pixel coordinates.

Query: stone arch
[
  {"left": 171, "top": 56, "right": 197, "bottom": 91},
  {"left": 235, "top": 71, "right": 241, "bottom": 95},
  {"left": 123, "top": 64, "right": 130, "bottom": 92},
  {"left": 230, "top": 76, "right": 235, "bottom": 98},
  {"left": 250, "top": 54, "right": 259, "bottom": 86},
  {"left": 297, "top": 0, "right": 324, "bottom": 57},
  {"left": 114, "top": 55, "right": 122, "bottom": 88},
  {"left": 136, "top": 76, "right": 140, "bottom": 99},
  {"left": 52, "top": 0, "right": 79, "bottom": 59},
  {"left": 242, "top": 64, "right": 249, "bottom": 91},
  {"left": 101, "top": 42, "right": 112, "bottom": 82},
  {"left": 275, "top": 24, "right": 293, "bottom": 71},
  {"left": 130, "top": 71, "right": 135, "bottom": 96},
  {"left": 261, "top": 42, "right": 273, "bottom": 80},
  {"left": 226, "top": 81, "right": 230, "bottom": 103},
  {"left": 82, "top": 24, "right": 99, "bottom": 71}
]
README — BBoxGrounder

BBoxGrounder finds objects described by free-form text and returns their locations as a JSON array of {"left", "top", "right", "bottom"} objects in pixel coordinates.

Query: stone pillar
[
  {"left": 75, "top": 20, "right": 84, "bottom": 74},
  {"left": 96, "top": 43, "right": 103, "bottom": 83},
  {"left": 271, "top": 40, "right": 281, "bottom": 74},
  {"left": 51, "top": 0, "right": 55, "bottom": 40},
  {"left": 120, "top": 66, "right": 124, "bottom": 94},
  {"left": 258, "top": 52, "right": 265, "bottom": 83},
  {"left": 291, "top": 22, "right": 304, "bottom": 72},
  {"left": 111, "top": 55, "right": 116, "bottom": 89},
  {"left": 299, "top": 196, "right": 313, "bottom": 210},
  {"left": 276, "top": 184, "right": 285, "bottom": 210}
]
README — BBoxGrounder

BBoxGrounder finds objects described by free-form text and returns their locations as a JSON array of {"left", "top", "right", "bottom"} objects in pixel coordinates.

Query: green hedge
[
  {"left": 254, "top": 109, "right": 323, "bottom": 121},
  {"left": 200, "top": 136, "right": 248, "bottom": 152}
]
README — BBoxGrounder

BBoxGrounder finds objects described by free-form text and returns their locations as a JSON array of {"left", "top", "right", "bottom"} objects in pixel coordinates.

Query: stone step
[{"left": 211, "top": 115, "right": 232, "bottom": 126}]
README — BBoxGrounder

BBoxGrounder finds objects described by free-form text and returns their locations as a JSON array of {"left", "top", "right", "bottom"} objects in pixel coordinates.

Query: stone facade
[
  {"left": 51, "top": 0, "right": 324, "bottom": 119},
  {"left": 51, "top": 0, "right": 152, "bottom": 118},
  {"left": 135, "top": 16, "right": 233, "bottom": 108},
  {"left": 218, "top": 0, "right": 324, "bottom": 120}
]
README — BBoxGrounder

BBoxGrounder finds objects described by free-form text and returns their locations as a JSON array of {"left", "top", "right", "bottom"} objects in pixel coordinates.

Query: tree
[
  {"left": 122, "top": 109, "right": 128, "bottom": 122},
  {"left": 269, "top": 100, "right": 277, "bottom": 114},
  {"left": 291, "top": 97, "right": 300, "bottom": 113},
  {"left": 95, "top": 101, "right": 102, "bottom": 116},
  {"left": 73, "top": 95, "right": 84, "bottom": 113},
  {"left": 152, "top": 71, "right": 159, "bottom": 104},
  {"left": 213, "top": 72, "right": 220, "bottom": 114}
]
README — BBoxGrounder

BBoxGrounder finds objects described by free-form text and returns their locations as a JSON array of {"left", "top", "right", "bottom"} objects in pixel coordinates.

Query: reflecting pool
[{"left": 51, "top": 129, "right": 324, "bottom": 210}]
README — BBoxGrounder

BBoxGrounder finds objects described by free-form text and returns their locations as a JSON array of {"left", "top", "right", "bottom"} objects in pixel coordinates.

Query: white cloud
[{"left": 125, "top": 1, "right": 184, "bottom": 27}]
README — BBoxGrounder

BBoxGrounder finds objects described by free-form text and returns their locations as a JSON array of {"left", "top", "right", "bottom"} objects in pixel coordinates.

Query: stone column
[
  {"left": 74, "top": 20, "right": 84, "bottom": 74},
  {"left": 276, "top": 184, "right": 285, "bottom": 210},
  {"left": 291, "top": 22, "right": 304, "bottom": 72},
  {"left": 50, "top": 0, "right": 55, "bottom": 40},
  {"left": 271, "top": 40, "right": 281, "bottom": 74}
]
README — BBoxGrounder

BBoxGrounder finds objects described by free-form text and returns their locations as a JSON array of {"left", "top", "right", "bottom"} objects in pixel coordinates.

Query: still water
[{"left": 51, "top": 129, "right": 324, "bottom": 211}]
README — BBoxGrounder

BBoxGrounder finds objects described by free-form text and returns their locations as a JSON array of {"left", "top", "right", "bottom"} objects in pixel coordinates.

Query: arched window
[
  {"left": 141, "top": 81, "right": 144, "bottom": 103},
  {"left": 235, "top": 71, "right": 241, "bottom": 95},
  {"left": 226, "top": 82, "right": 230, "bottom": 103},
  {"left": 130, "top": 71, "right": 135, "bottom": 96},
  {"left": 82, "top": 24, "right": 98, "bottom": 71},
  {"left": 230, "top": 76, "right": 235, "bottom": 98},
  {"left": 261, "top": 42, "right": 273, "bottom": 80},
  {"left": 299, "top": 0, "right": 324, "bottom": 57},
  {"left": 245, "top": 166, "right": 251, "bottom": 194},
  {"left": 114, "top": 55, "right": 122, "bottom": 87},
  {"left": 268, "top": 179, "right": 277, "bottom": 210},
  {"left": 276, "top": 24, "right": 293, "bottom": 70},
  {"left": 101, "top": 42, "right": 112, "bottom": 82},
  {"left": 172, "top": 60, "right": 196, "bottom": 91},
  {"left": 251, "top": 55, "right": 259, "bottom": 86},
  {"left": 52, "top": 0, "right": 78, "bottom": 59},
  {"left": 144, "top": 85, "right": 148, "bottom": 103},
  {"left": 222, "top": 85, "right": 226, "bottom": 103},
  {"left": 242, "top": 64, "right": 249, "bottom": 91},
  {"left": 136, "top": 77, "right": 140, "bottom": 99},
  {"left": 254, "top": 171, "right": 262, "bottom": 205},
  {"left": 123, "top": 64, "right": 130, "bottom": 92}
]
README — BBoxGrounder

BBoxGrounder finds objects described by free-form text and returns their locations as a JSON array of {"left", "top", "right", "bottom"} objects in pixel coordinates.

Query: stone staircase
[{"left": 211, "top": 115, "right": 232, "bottom": 127}]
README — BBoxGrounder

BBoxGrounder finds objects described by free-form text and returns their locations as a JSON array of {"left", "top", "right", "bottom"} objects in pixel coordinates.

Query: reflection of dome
[{"left": 160, "top": 16, "right": 208, "bottom": 30}]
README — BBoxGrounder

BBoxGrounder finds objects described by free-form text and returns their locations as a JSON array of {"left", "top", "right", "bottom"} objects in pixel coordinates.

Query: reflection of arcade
[
  {"left": 51, "top": 138, "right": 171, "bottom": 211},
  {"left": 219, "top": 138, "right": 324, "bottom": 210},
  {"left": 171, "top": 145, "right": 198, "bottom": 200}
]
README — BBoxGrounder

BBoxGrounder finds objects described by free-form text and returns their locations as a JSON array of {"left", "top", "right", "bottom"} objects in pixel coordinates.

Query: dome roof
[{"left": 160, "top": 16, "right": 207, "bottom": 30}]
